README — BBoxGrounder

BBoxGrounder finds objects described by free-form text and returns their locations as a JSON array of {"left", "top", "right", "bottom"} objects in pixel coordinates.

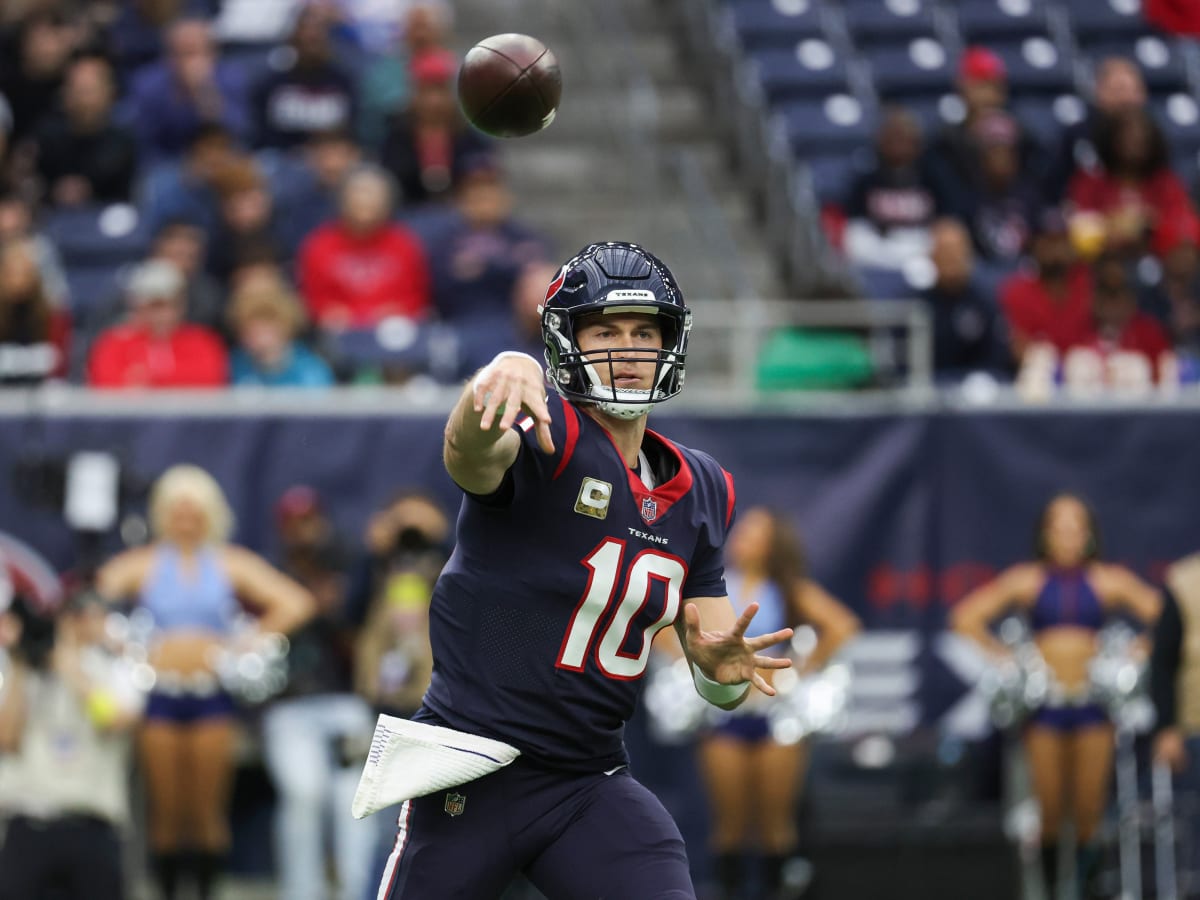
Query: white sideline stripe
[{"left": 376, "top": 800, "right": 413, "bottom": 900}]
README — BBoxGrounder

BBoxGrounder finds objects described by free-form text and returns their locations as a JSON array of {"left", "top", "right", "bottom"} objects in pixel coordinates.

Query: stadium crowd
[
  {"left": 828, "top": 47, "right": 1200, "bottom": 389},
  {"left": 0, "top": 0, "right": 550, "bottom": 390}
]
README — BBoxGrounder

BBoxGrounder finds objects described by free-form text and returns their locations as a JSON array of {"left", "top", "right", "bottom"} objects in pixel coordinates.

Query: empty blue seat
[
  {"left": 726, "top": 0, "right": 827, "bottom": 50},
  {"left": 808, "top": 154, "right": 865, "bottom": 204},
  {"left": 991, "top": 38, "right": 1075, "bottom": 96},
  {"left": 1061, "top": 0, "right": 1149, "bottom": 44},
  {"left": 900, "top": 94, "right": 964, "bottom": 136},
  {"left": 41, "top": 205, "right": 151, "bottom": 269},
  {"left": 64, "top": 263, "right": 130, "bottom": 326},
  {"left": 777, "top": 96, "right": 878, "bottom": 156},
  {"left": 1084, "top": 35, "right": 1191, "bottom": 95},
  {"left": 843, "top": 0, "right": 937, "bottom": 47},
  {"left": 1154, "top": 94, "right": 1200, "bottom": 156},
  {"left": 864, "top": 40, "right": 955, "bottom": 100},
  {"left": 956, "top": 0, "right": 1053, "bottom": 42},
  {"left": 751, "top": 43, "right": 851, "bottom": 102},
  {"left": 1011, "top": 95, "right": 1087, "bottom": 147}
]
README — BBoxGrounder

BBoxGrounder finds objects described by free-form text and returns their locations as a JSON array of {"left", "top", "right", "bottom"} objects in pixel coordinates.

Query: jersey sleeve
[
  {"left": 682, "top": 452, "right": 736, "bottom": 599},
  {"left": 464, "top": 391, "right": 580, "bottom": 508}
]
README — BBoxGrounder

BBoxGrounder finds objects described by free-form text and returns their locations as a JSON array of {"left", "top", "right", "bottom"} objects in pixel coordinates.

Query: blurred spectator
[
  {"left": 1141, "top": 214, "right": 1200, "bottom": 357},
  {"left": 0, "top": 238, "right": 70, "bottom": 385},
  {"left": 1000, "top": 210, "right": 1094, "bottom": 364},
  {"left": 510, "top": 260, "right": 557, "bottom": 360},
  {"left": 87, "top": 259, "right": 229, "bottom": 388},
  {"left": 380, "top": 49, "right": 490, "bottom": 206},
  {"left": 276, "top": 128, "right": 363, "bottom": 246},
  {"left": 0, "top": 92, "right": 13, "bottom": 191},
  {"left": 33, "top": 53, "right": 138, "bottom": 207},
  {"left": 921, "top": 220, "right": 1009, "bottom": 379},
  {"left": 143, "top": 124, "right": 239, "bottom": 237},
  {"left": 250, "top": 3, "right": 358, "bottom": 150},
  {"left": 425, "top": 157, "right": 548, "bottom": 323},
  {"left": 359, "top": 2, "right": 451, "bottom": 151},
  {"left": 960, "top": 110, "right": 1040, "bottom": 265},
  {"left": 298, "top": 165, "right": 430, "bottom": 329},
  {"left": 924, "top": 47, "right": 1041, "bottom": 216},
  {"left": 227, "top": 275, "right": 334, "bottom": 387},
  {"left": 842, "top": 108, "right": 947, "bottom": 271},
  {"left": 96, "top": 465, "right": 313, "bottom": 900},
  {"left": 0, "top": 591, "right": 145, "bottom": 900},
  {"left": 1082, "top": 255, "right": 1171, "bottom": 375},
  {"left": 206, "top": 158, "right": 293, "bottom": 285},
  {"left": 0, "top": 191, "right": 70, "bottom": 308},
  {"left": 1068, "top": 109, "right": 1198, "bottom": 259},
  {"left": 352, "top": 490, "right": 448, "bottom": 718},
  {"left": 263, "top": 485, "right": 376, "bottom": 900},
  {"left": 1044, "top": 57, "right": 1146, "bottom": 204},
  {"left": 94, "top": 218, "right": 224, "bottom": 337},
  {"left": 128, "top": 18, "right": 250, "bottom": 163},
  {"left": 0, "top": 9, "right": 78, "bottom": 143}
]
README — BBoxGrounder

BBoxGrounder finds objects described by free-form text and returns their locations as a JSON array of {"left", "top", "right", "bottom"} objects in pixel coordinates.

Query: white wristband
[{"left": 692, "top": 664, "right": 750, "bottom": 705}]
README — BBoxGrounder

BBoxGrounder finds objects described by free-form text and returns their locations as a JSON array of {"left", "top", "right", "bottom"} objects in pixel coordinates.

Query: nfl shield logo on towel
[
  {"left": 444, "top": 792, "right": 466, "bottom": 817},
  {"left": 641, "top": 496, "right": 657, "bottom": 522}
]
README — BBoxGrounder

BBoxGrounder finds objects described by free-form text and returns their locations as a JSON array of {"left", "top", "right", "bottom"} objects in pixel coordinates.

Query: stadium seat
[
  {"left": 1060, "top": 0, "right": 1149, "bottom": 44},
  {"left": 64, "top": 263, "right": 131, "bottom": 327},
  {"left": 955, "top": 0, "right": 1053, "bottom": 43},
  {"left": 898, "top": 94, "right": 964, "bottom": 137},
  {"left": 751, "top": 42, "right": 852, "bottom": 102},
  {"left": 990, "top": 38, "right": 1076, "bottom": 96},
  {"left": 1083, "top": 35, "right": 1192, "bottom": 96},
  {"left": 726, "top": 0, "right": 828, "bottom": 51},
  {"left": 1154, "top": 93, "right": 1200, "bottom": 157},
  {"left": 808, "top": 153, "right": 867, "bottom": 204},
  {"left": 776, "top": 95, "right": 879, "bottom": 157},
  {"left": 1011, "top": 95, "right": 1086, "bottom": 148},
  {"left": 842, "top": 0, "right": 938, "bottom": 48},
  {"left": 864, "top": 39, "right": 955, "bottom": 101},
  {"left": 41, "top": 206, "right": 151, "bottom": 269}
]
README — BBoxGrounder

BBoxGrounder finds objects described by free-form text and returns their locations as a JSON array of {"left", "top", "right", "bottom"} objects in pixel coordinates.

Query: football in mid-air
[{"left": 457, "top": 33, "right": 562, "bottom": 138}]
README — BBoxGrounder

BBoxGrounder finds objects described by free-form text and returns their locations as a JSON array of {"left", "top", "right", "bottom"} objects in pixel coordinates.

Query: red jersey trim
[
  {"left": 552, "top": 400, "right": 581, "bottom": 481},
  {"left": 722, "top": 468, "right": 736, "bottom": 528},
  {"left": 594, "top": 425, "right": 694, "bottom": 525}
]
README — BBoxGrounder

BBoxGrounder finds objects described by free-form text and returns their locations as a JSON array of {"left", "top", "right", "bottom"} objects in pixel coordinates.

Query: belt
[{"left": 152, "top": 671, "right": 222, "bottom": 698}]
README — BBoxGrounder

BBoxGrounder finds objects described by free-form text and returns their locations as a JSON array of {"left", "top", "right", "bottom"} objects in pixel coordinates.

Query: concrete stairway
[{"left": 448, "top": 0, "right": 784, "bottom": 305}]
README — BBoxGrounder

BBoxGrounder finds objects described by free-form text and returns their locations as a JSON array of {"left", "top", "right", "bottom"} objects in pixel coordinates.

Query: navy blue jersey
[{"left": 420, "top": 393, "right": 735, "bottom": 772}]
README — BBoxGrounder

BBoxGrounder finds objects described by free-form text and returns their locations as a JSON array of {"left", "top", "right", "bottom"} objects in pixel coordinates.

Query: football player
[{"left": 374, "top": 242, "right": 793, "bottom": 899}]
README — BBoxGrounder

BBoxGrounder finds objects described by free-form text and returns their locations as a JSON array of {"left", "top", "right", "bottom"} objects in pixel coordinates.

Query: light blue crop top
[{"left": 139, "top": 545, "right": 239, "bottom": 633}]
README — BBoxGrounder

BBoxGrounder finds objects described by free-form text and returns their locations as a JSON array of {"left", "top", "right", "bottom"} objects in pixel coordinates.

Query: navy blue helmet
[{"left": 539, "top": 242, "right": 691, "bottom": 419}]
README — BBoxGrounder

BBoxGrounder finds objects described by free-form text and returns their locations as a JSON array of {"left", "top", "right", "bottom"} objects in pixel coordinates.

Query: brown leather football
[{"left": 457, "top": 33, "right": 562, "bottom": 138}]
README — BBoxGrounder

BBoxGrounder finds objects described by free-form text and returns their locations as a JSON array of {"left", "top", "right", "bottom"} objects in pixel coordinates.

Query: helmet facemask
[{"left": 542, "top": 299, "right": 691, "bottom": 420}]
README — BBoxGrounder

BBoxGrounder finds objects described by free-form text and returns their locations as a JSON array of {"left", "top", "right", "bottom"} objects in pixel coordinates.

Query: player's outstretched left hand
[{"left": 681, "top": 601, "right": 793, "bottom": 696}]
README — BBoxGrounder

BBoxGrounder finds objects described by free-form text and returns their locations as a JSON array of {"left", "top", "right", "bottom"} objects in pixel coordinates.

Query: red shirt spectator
[
  {"left": 1067, "top": 109, "right": 1198, "bottom": 257},
  {"left": 88, "top": 259, "right": 228, "bottom": 388},
  {"left": 298, "top": 165, "right": 430, "bottom": 329},
  {"left": 1002, "top": 265, "right": 1094, "bottom": 358},
  {"left": 1081, "top": 255, "right": 1173, "bottom": 376}
]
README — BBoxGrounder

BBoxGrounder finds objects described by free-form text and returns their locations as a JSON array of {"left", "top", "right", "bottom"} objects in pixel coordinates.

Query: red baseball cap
[
  {"left": 410, "top": 49, "right": 457, "bottom": 85},
  {"left": 276, "top": 485, "right": 321, "bottom": 523},
  {"left": 959, "top": 47, "right": 1007, "bottom": 82}
]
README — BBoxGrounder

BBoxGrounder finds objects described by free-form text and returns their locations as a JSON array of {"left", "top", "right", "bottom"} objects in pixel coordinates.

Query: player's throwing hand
[
  {"left": 682, "top": 601, "right": 794, "bottom": 696},
  {"left": 473, "top": 352, "right": 555, "bottom": 455}
]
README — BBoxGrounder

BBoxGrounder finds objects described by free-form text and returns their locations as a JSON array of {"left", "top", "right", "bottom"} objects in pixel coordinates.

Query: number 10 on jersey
[{"left": 556, "top": 538, "right": 688, "bottom": 680}]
